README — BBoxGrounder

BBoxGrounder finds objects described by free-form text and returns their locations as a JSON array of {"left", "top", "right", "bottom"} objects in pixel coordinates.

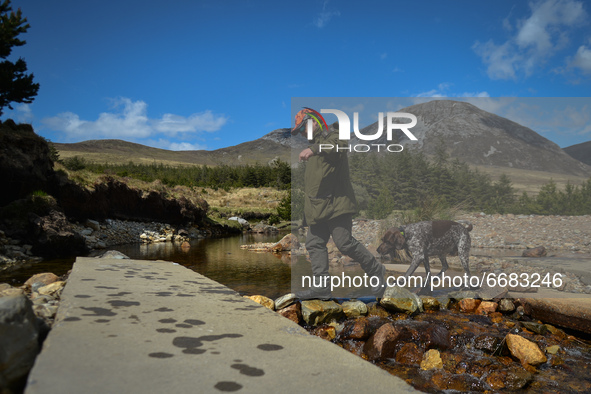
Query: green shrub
[{"left": 63, "top": 156, "right": 87, "bottom": 171}]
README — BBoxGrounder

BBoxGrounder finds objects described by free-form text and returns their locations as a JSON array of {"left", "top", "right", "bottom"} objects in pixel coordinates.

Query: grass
[{"left": 474, "top": 165, "right": 590, "bottom": 196}]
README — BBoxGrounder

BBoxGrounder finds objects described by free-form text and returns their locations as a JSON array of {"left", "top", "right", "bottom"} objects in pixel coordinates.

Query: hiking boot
[
  {"left": 369, "top": 263, "right": 387, "bottom": 299},
  {"left": 295, "top": 286, "right": 332, "bottom": 300}
]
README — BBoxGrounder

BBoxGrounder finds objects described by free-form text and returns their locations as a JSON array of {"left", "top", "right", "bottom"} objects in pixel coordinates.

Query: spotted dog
[{"left": 377, "top": 220, "right": 473, "bottom": 278}]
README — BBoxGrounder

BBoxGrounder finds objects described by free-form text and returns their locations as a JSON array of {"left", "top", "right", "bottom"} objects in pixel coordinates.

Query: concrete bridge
[{"left": 25, "top": 257, "right": 418, "bottom": 393}]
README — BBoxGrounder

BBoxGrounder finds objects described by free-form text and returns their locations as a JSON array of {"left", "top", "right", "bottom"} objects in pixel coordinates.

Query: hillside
[
  {"left": 357, "top": 100, "right": 591, "bottom": 177},
  {"left": 54, "top": 133, "right": 294, "bottom": 166},
  {"left": 564, "top": 141, "right": 591, "bottom": 167}
]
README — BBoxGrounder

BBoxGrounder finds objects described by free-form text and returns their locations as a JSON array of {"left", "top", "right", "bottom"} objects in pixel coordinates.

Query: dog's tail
[{"left": 456, "top": 220, "right": 473, "bottom": 232}]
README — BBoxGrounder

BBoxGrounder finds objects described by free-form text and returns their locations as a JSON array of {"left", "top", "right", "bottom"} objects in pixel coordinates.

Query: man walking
[{"left": 292, "top": 108, "right": 386, "bottom": 299}]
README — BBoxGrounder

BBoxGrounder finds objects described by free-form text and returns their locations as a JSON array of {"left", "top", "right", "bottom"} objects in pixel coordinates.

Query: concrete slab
[{"left": 26, "top": 257, "right": 418, "bottom": 393}]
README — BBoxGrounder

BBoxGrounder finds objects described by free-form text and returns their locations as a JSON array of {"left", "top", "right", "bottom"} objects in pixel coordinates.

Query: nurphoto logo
[{"left": 303, "top": 108, "right": 418, "bottom": 153}]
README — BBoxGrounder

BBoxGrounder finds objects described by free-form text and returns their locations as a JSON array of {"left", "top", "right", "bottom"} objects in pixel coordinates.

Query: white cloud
[
  {"left": 414, "top": 83, "right": 490, "bottom": 99},
  {"left": 569, "top": 40, "right": 591, "bottom": 74},
  {"left": 42, "top": 97, "right": 228, "bottom": 142},
  {"left": 13, "top": 103, "right": 34, "bottom": 123},
  {"left": 314, "top": 0, "right": 340, "bottom": 28},
  {"left": 473, "top": 0, "right": 587, "bottom": 80}
]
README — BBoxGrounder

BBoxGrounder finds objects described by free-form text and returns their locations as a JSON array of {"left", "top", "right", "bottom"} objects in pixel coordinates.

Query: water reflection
[{"left": 113, "top": 233, "right": 293, "bottom": 299}]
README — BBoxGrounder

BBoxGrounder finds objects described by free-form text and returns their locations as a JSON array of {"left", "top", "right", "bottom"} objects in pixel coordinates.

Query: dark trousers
[{"left": 306, "top": 214, "right": 382, "bottom": 279}]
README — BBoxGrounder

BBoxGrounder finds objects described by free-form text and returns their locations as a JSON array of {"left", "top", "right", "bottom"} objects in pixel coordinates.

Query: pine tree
[{"left": 0, "top": 0, "right": 39, "bottom": 115}]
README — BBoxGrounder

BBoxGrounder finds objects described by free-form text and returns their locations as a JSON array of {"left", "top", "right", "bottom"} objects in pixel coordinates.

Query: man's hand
[{"left": 299, "top": 148, "right": 314, "bottom": 162}]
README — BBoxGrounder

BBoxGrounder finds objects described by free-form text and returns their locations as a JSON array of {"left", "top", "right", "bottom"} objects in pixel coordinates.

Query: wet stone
[
  {"left": 366, "top": 302, "right": 390, "bottom": 318},
  {"left": 311, "top": 325, "right": 336, "bottom": 341},
  {"left": 423, "top": 324, "right": 451, "bottom": 350},
  {"left": 475, "top": 301, "right": 497, "bottom": 315},
  {"left": 521, "top": 321, "right": 548, "bottom": 335},
  {"left": 395, "top": 342, "right": 423, "bottom": 366},
  {"left": 473, "top": 334, "right": 502, "bottom": 353},
  {"left": 341, "top": 300, "right": 368, "bottom": 318},
  {"left": 420, "top": 296, "right": 440, "bottom": 311},
  {"left": 339, "top": 317, "right": 371, "bottom": 340},
  {"left": 420, "top": 349, "right": 443, "bottom": 370},
  {"left": 505, "top": 334, "right": 547, "bottom": 366},
  {"left": 498, "top": 298, "right": 516, "bottom": 313},
  {"left": 301, "top": 300, "right": 344, "bottom": 326},
  {"left": 363, "top": 323, "right": 406, "bottom": 361},
  {"left": 458, "top": 298, "right": 481, "bottom": 313},
  {"left": 380, "top": 286, "right": 423, "bottom": 315}
]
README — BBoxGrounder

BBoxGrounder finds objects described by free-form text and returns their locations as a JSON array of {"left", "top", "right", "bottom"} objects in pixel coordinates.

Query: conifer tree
[{"left": 0, "top": 0, "right": 39, "bottom": 116}]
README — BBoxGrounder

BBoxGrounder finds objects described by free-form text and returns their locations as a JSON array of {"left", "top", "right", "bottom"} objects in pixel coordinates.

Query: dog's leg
[
  {"left": 437, "top": 255, "right": 449, "bottom": 276},
  {"left": 423, "top": 253, "right": 431, "bottom": 277},
  {"left": 403, "top": 255, "right": 423, "bottom": 278}
]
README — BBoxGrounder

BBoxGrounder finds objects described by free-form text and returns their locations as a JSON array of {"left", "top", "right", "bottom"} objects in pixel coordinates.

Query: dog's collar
[{"left": 398, "top": 227, "right": 405, "bottom": 237}]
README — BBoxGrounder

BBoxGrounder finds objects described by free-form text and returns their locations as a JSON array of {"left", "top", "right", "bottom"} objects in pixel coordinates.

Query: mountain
[
  {"left": 564, "top": 141, "right": 591, "bottom": 167},
  {"left": 54, "top": 132, "right": 295, "bottom": 166},
  {"left": 357, "top": 100, "right": 591, "bottom": 177},
  {"left": 54, "top": 101, "right": 591, "bottom": 181}
]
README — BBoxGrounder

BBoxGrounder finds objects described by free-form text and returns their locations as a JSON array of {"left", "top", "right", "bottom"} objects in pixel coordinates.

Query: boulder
[
  {"left": 250, "top": 222, "right": 278, "bottom": 234},
  {"left": 24, "top": 272, "right": 59, "bottom": 292},
  {"left": 0, "top": 295, "right": 40, "bottom": 389},
  {"left": 380, "top": 286, "right": 423, "bottom": 315},
  {"left": 301, "top": 300, "right": 344, "bottom": 326}
]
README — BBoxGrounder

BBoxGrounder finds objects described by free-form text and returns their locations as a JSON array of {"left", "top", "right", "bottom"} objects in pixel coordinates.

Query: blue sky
[{"left": 2, "top": 0, "right": 591, "bottom": 150}]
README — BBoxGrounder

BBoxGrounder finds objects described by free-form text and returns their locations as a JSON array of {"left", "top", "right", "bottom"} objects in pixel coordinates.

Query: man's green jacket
[{"left": 303, "top": 125, "right": 357, "bottom": 226}]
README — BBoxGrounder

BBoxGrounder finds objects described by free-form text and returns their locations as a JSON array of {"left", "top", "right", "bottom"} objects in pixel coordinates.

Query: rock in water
[
  {"left": 300, "top": 300, "right": 344, "bottom": 326},
  {"left": 363, "top": 323, "right": 407, "bottom": 361},
  {"left": 270, "top": 233, "right": 300, "bottom": 252},
  {"left": 420, "top": 349, "right": 443, "bottom": 370},
  {"left": 0, "top": 295, "right": 40, "bottom": 389},
  {"left": 505, "top": 334, "right": 547, "bottom": 366},
  {"left": 459, "top": 298, "right": 481, "bottom": 313},
  {"left": 475, "top": 301, "right": 498, "bottom": 315},
  {"left": 379, "top": 286, "right": 423, "bottom": 315}
]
